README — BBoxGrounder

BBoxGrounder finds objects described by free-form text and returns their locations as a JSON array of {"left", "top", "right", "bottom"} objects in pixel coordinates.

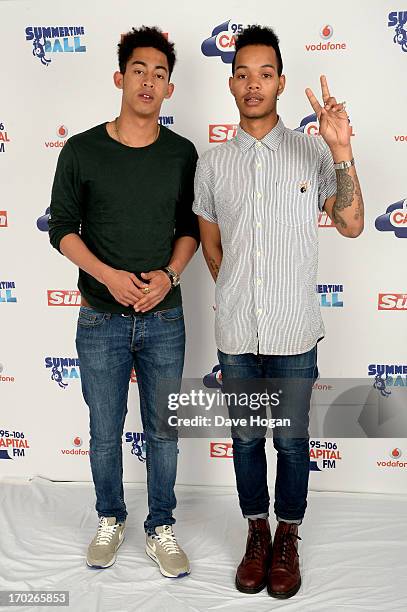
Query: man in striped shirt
[{"left": 193, "top": 26, "right": 364, "bottom": 599}]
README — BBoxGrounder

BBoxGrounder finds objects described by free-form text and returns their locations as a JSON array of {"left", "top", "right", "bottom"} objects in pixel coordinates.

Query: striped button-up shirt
[{"left": 193, "top": 117, "right": 337, "bottom": 356}]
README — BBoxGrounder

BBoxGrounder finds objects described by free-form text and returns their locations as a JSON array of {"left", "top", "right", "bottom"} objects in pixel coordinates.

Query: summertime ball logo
[
  {"left": 125, "top": 432, "right": 146, "bottom": 462},
  {"left": 25, "top": 26, "right": 87, "bottom": 66},
  {"left": 0, "top": 281, "right": 17, "bottom": 303},
  {"left": 388, "top": 11, "right": 407, "bottom": 52},
  {"left": 45, "top": 356, "right": 80, "bottom": 389},
  {"left": 375, "top": 198, "right": 407, "bottom": 238},
  {"left": 317, "top": 284, "right": 343, "bottom": 307}
]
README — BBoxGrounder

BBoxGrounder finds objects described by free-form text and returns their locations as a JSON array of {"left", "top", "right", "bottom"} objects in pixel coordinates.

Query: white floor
[{"left": 0, "top": 477, "right": 406, "bottom": 612}]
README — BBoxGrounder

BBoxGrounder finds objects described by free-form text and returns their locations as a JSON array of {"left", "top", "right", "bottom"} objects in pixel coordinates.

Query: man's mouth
[
  {"left": 139, "top": 93, "right": 154, "bottom": 101},
  {"left": 244, "top": 95, "right": 264, "bottom": 105}
]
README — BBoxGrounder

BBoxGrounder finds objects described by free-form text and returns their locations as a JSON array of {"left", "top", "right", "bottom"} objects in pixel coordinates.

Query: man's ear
[
  {"left": 165, "top": 82, "right": 175, "bottom": 100},
  {"left": 277, "top": 74, "right": 286, "bottom": 97},
  {"left": 229, "top": 75, "right": 236, "bottom": 98},
  {"left": 113, "top": 70, "right": 124, "bottom": 90}
]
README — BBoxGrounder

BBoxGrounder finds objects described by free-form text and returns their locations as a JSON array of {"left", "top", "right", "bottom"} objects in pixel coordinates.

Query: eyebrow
[
  {"left": 130, "top": 60, "right": 168, "bottom": 72},
  {"left": 235, "top": 64, "right": 276, "bottom": 71}
]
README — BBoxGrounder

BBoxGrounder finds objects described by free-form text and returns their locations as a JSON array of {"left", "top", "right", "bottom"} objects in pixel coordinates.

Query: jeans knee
[{"left": 273, "top": 437, "right": 309, "bottom": 455}]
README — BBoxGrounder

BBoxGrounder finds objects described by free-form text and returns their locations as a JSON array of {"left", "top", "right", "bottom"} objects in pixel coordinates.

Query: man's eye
[
  {"left": 263, "top": 73, "right": 272, "bottom": 78},
  {"left": 237, "top": 74, "right": 246, "bottom": 79},
  {"left": 156, "top": 74, "right": 165, "bottom": 79}
]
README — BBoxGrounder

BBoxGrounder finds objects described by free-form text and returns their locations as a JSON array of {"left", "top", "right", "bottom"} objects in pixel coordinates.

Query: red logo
[
  {"left": 210, "top": 441, "right": 233, "bottom": 458},
  {"left": 390, "top": 448, "right": 402, "bottom": 459},
  {"left": 47, "top": 290, "right": 81, "bottom": 306},
  {"left": 73, "top": 437, "right": 82, "bottom": 447},
  {"left": 0, "top": 211, "right": 7, "bottom": 227},
  {"left": 378, "top": 293, "right": 407, "bottom": 310},
  {"left": 209, "top": 124, "right": 238, "bottom": 143},
  {"left": 394, "top": 135, "right": 407, "bottom": 142},
  {"left": 318, "top": 211, "right": 335, "bottom": 227},
  {"left": 130, "top": 368, "right": 137, "bottom": 383},
  {"left": 57, "top": 125, "right": 68, "bottom": 138}
]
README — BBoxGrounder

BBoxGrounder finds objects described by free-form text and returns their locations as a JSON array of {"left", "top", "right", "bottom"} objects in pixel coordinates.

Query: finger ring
[{"left": 142, "top": 287, "right": 151, "bottom": 295}]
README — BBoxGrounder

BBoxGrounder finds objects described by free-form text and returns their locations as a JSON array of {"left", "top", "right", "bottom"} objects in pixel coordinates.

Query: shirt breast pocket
[{"left": 275, "top": 178, "right": 317, "bottom": 227}]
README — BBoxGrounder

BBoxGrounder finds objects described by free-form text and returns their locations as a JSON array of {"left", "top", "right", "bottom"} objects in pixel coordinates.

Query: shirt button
[
  {"left": 257, "top": 250, "right": 261, "bottom": 256},
  {"left": 257, "top": 192, "right": 262, "bottom": 199},
  {"left": 257, "top": 308, "right": 263, "bottom": 315},
  {"left": 256, "top": 162, "right": 262, "bottom": 169},
  {"left": 257, "top": 278, "right": 262, "bottom": 286},
  {"left": 256, "top": 222, "right": 262, "bottom": 228},
  {"left": 256, "top": 141, "right": 262, "bottom": 148}
]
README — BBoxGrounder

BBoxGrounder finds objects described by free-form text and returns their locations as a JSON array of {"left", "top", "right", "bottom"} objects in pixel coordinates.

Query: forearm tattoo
[
  {"left": 208, "top": 257, "right": 220, "bottom": 280},
  {"left": 332, "top": 167, "right": 364, "bottom": 229}
]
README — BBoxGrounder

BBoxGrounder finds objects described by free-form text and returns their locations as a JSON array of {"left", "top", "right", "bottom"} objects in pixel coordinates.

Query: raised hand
[{"left": 305, "top": 75, "right": 352, "bottom": 149}]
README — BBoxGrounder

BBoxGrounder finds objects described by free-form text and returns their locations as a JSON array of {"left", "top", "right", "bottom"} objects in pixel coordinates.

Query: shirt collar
[{"left": 236, "top": 116, "right": 285, "bottom": 153}]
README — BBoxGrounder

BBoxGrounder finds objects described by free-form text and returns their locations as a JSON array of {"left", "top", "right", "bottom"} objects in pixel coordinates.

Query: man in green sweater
[{"left": 49, "top": 27, "right": 199, "bottom": 578}]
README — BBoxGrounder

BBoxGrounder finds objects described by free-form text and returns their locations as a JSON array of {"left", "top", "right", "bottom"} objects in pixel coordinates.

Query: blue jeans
[
  {"left": 76, "top": 305, "right": 185, "bottom": 533},
  {"left": 217, "top": 346, "right": 318, "bottom": 523}
]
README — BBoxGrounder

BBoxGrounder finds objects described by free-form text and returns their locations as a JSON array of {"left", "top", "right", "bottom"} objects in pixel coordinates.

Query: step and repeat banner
[{"left": 1, "top": 0, "right": 406, "bottom": 496}]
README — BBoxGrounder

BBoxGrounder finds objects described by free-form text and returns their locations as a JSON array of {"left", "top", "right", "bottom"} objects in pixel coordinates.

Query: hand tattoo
[{"left": 208, "top": 257, "right": 220, "bottom": 280}]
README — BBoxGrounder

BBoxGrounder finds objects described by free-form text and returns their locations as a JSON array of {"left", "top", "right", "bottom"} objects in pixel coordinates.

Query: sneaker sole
[
  {"left": 145, "top": 544, "right": 190, "bottom": 578},
  {"left": 267, "top": 578, "right": 301, "bottom": 599},
  {"left": 86, "top": 533, "right": 125, "bottom": 569}
]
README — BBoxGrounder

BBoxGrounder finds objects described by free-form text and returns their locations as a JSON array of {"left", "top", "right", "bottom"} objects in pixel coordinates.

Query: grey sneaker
[
  {"left": 86, "top": 517, "right": 125, "bottom": 569},
  {"left": 145, "top": 525, "right": 190, "bottom": 578}
]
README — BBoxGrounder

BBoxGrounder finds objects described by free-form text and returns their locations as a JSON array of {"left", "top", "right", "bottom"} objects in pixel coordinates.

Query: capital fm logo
[
  {"left": 295, "top": 112, "right": 355, "bottom": 137},
  {"left": 45, "top": 125, "right": 68, "bottom": 149},
  {"left": 202, "top": 20, "right": 248, "bottom": 63},
  {"left": 375, "top": 198, "right": 407, "bottom": 238},
  {"left": 47, "top": 290, "right": 81, "bottom": 306},
  {"left": 0, "top": 121, "right": 11, "bottom": 154},
  {"left": 209, "top": 124, "right": 238, "bottom": 143},
  {"left": 37, "top": 207, "right": 50, "bottom": 231},
  {"left": 317, "top": 284, "right": 343, "bottom": 307},
  {"left": 378, "top": 293, "right": 407, "bottom": 310},
  {"left": 0, "top": 429, "right": 30, "bottom": 460},
  {"left": 305, "top": 25, "right": 347, "bottom": 52},
  {"left": 0, "top": 211, "right": 7, "bottom": 228},
  {"left": 25, "top": 26, "right": 86, "bottom": 66},
  {"left": 45, "top": 356, "right": 80, "bottom": 389},
  {"left": 309, "top": 439, "right": 342, "bottom": 471},
  {"left": 388, "top": 11, "right": 407, "bottom": 53}
]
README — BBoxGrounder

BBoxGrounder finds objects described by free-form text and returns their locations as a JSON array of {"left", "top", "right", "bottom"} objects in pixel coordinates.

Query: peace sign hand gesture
[{"left": 305, "top": 75, "right": 352, "bottom": 150}]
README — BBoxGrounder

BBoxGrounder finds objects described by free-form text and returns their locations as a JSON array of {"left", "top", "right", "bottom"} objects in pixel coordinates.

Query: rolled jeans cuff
[
  {"left": 276, "top": 516, "right": 302, "bottom": 525},
  {"left": 244, "top": 512, "right": 269, "bottom": 520}
]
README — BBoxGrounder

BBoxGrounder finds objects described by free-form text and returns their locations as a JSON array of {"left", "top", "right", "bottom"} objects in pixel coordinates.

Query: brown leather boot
[
  {"left": 235, "top": 518, "right": 271, "bottom": 593},
  {"left": 267, "top": 521, "right": 302, "bottom": 598}
]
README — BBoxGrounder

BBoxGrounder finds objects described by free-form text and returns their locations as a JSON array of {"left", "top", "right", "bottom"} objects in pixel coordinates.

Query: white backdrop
[{"left": 1, "top": 0, "right": 407, "bottom": 495}]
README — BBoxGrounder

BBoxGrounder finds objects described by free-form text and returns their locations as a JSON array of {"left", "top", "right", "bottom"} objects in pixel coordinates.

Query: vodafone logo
[
  {"left": 378, "top": 294, "right": 407, "bottom": 310},
  {"left": 209, "top": 124, "right": 238, "bottom": 143},
  {"left": 57, "top": 125, "right": 68, "bottom": 138},
  {"left": 390, "top": 448, "right": 402, "bottom": 459},
  {"left": 73, "top": 436, "right": 82, "bottom": 447},
  {"left": 320, "top": 24, "right": 333, "bottom": 39},
  {"left": 210, "top": 441, "right": 233, "bottom": 458},
  {"left": 47, "top": 290, "right": 81, "bottom": 306},
  {"left": 318, "top": 211, "right": 335, "bottom": 228},
  {"left": 0, "top": 211, "right": 7, "bottom": 228}
]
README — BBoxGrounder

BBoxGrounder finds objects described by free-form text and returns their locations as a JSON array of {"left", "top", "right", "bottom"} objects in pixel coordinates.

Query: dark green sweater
[{"left": 49, "top": 123, "right": 200, "bottom": 314}]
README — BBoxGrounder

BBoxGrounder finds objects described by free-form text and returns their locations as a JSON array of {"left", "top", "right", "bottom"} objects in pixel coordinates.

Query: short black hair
[
  {"left": 118, "top": 26, "right": 176, "bottom": 78},
  {"left": 232, "top": 25, "right": 283, "bottom": 76}
]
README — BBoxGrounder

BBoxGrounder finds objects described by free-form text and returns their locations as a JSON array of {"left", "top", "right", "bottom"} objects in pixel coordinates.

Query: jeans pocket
[
  {"left": 77, "top": 307, "right": 109, "bottom": 328},
  {"left": 157, "top": 306, "right": 184, "bottom": 321}
]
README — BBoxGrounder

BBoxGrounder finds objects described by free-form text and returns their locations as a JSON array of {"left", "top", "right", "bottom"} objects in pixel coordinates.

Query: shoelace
[
  {"left": 276, "top": 531, "right": 301, "bottom": 566},
  {"left": 95, "top": 518, "right": 118, "bottom": 546},
  {"left": 246, "top": 527, "right": 266, "bottom": 561},
  {"left": 153, "top": 525, "right": 181, "bottom": 555}
]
